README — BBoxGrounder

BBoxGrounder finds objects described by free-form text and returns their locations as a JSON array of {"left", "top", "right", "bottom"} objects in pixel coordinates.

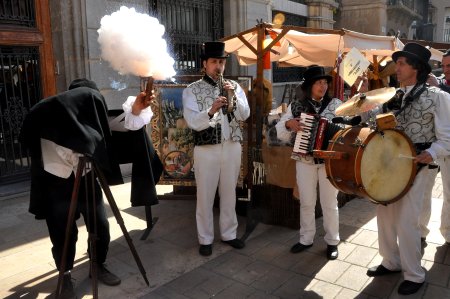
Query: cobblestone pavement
[{"left": 1, "top": 173, "right": 449, "bottom": 298}]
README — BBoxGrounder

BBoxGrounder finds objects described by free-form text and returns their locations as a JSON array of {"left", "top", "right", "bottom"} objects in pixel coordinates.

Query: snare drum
[{"left": 321, "top": 126, "right": 417, "bottom": 204}]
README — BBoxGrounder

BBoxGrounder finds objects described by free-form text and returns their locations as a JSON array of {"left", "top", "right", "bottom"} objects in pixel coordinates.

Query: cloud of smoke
[{"left": 98, "top": 6, "right": 176, "bottom": 80}]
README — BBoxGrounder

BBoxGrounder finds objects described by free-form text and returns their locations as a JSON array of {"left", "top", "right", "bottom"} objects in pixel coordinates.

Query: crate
[
  {"left": 248, "top": 184, "right": 300, "bottom": 229},
  {"left": 240, "top": 184, "right": 355, "bottom": 230}
]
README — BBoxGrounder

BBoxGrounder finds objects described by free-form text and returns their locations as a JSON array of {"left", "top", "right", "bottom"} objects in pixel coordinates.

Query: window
[
  {"left": 0, "top": 0, "right": 35, "bottom": 27},
  {"left": 272, "top": 11, "right": 307, "bottom": 83},
  {"left": 150, "top": 0, "right": 223, "bottom": 75}
]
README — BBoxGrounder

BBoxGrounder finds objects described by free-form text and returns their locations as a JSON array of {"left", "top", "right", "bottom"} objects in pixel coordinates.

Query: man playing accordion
[{"left": 276, "top": 65, "right": 342, "bottom": 260}]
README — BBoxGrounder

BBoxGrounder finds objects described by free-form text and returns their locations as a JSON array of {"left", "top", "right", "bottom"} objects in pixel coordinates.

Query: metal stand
[
  {"left": 240, "top": 199, "right": 259, "bottom": 242},
  {"left": 55, "top": 156, "right": 149, "bottom": 298},
  {"left": 140, "top": 206, "right": 158, "bottom": 240}
]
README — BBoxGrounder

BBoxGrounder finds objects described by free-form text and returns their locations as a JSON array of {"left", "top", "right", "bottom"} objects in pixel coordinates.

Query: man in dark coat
[{"left": 20, "top": 78, "right": 161, "bottom": 298}]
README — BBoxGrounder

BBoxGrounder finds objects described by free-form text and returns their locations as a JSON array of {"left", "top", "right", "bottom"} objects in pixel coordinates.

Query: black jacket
[
  {"left": 20, "top": 87, "right": 162, "bottom": 218},
  {"left": 109, "top": 109, "right": 163, "bottom": 207}
]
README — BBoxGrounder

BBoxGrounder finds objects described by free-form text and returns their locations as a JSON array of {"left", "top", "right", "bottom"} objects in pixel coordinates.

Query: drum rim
[
  {"left": 357, "top": 129, "right": 417, "bottom": 204},
  {"left": 325, "top": 127, "right": 417, "bottom": 205}
]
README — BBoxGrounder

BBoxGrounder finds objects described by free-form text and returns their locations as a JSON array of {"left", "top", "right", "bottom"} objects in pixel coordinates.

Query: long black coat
[{"left": 20, "top": 87, "right": 162, "bottom": 219}]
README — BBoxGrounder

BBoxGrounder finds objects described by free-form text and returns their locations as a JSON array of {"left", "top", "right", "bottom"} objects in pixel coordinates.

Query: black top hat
[
  {"left": 68, "top": 78, "right": 99, "bottom": 91},
  {"left": 301, "top": 65, "right": 332, "bottom": 90},
  {"left": 200, "top": 41, "right": 230, "bottom": 60},
  {"left": 392, "top": 42, "right": 431, "bottom": 73}
]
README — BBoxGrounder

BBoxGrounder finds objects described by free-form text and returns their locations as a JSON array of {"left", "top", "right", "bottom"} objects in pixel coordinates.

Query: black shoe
[
  {"left": 290, "top": 242, "right": 313, "bottom": 253},
  {"left": 326, "top": 245, "right": 338, "bottom": 260},
  {"left": 366, "top": 264, "right": 401, "bottom": 277},
  {"left": 60, "top": 273, "right": 77, "bottom": 299},
  {"left": 398, "top": 280, "right": 424, "bottom": 295},
  {"left": 199, "top": 244, "right": 212, "bottom": 256},
  {"left": 221, "top": 239, "right": 245, "bottom": 249},
  {"left": 90, "top": 264, "right": 121, "bottom": 286}
]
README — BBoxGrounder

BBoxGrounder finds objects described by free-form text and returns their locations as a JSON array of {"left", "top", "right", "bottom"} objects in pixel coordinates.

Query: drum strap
[
  {"left": 413, "top": 142, "right": 432, "bottom": 154},
  {"left": 394, "top": 83, "right": 427, "bottom": 119}
]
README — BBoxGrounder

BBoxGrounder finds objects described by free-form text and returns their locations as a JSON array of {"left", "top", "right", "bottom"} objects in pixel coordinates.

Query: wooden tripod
[{"left": 55, "top": 156, "right": 149, "bottom": 298}]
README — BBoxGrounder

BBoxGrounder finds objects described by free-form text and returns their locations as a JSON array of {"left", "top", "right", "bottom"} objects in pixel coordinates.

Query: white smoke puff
[{"left": 98, "top": 6, "right": 176, "bottom": 80}]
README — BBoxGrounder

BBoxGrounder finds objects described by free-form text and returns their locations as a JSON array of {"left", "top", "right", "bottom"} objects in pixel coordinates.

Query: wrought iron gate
[
  {"left": 149, "top": 0, "right": 224, "bottom": 75},
  {"left": 0, "top": 46, "right": 41, "bottom": 183}
]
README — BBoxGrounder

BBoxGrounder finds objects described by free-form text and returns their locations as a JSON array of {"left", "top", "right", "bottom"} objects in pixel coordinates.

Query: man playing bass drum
[{"left": 360, "top": 43, "right": 450, "bottom": 295}]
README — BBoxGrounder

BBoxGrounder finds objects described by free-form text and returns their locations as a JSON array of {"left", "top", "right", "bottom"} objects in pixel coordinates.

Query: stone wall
[
  {"left": 305, "top": 0, "right": 338, "bottom": 30},
  {"left": 338, "top": 0, "right": 387, "bottom": 35}
]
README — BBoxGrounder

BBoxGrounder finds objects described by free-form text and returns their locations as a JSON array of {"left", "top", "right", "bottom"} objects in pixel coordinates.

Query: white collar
[{"left": 404, "top": 85, "right": 414, "bottom": 96}]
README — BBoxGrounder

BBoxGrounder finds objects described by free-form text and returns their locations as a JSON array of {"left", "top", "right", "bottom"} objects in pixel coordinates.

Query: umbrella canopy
[{"left": 222, "top": 25, "right": 405, "bottom": 68}]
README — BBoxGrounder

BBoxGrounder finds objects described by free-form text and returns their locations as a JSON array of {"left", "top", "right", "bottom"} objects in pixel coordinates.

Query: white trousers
[
  {"left": 194, "top": 141, "right": 241, "bottom": 245},
  {"left": 420, "top": 157, "right": 450, "bottom": 242},
  {"left": 377, "top": 167, "right": 428, "bottom": 283},
  {"left": 440, "top": 157, "right": 450, "bottom": 242},
  {"left": 295, "top": 161, "right": 339, "bottom": 246},
  {"left": 419, "top": 166, "right": 439, "bottom": 238}
]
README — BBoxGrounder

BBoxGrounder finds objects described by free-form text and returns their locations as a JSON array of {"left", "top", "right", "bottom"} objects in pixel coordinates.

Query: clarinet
[{"left": 217, "top": 73, "right": 236, "bottom": 115}]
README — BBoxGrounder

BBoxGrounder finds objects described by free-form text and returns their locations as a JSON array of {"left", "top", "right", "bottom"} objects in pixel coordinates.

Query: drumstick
[
  {"left": 356, "top": 79, "right": 364, "bottom": 92},
  {"left": 398, "top": 154, "right": 415, "bottom": 160}
]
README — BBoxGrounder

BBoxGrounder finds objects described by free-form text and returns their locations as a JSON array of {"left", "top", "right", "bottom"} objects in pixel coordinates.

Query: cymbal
[{"left": 336, "top": 87, "right": 396, "bottom": 116}]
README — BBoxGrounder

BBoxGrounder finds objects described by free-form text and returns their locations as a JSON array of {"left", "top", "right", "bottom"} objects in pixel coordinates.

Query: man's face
[
  {"left": 395, "top": 57, "right": 418, "bottom": 86},
  {"left": 310, "top": 79, "right": 329, "bottom": 100},
  {"left": 203, "top": 58, "right": 227, "bottom": 79},
  {"left": 442, "top": 55, "right": 450, "bottom": 81}
]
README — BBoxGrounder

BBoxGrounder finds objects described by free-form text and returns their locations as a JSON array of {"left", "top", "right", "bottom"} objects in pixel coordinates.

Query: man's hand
[
  {"left": 285, "top": 117, "right": 305, "bottom": 132},
  {"left": 354, "top": 73, "right": 369, "bottom": 93},
  {"left": 427, "top": 73, "right": 440, "bottom": 87},
  {"left": 208, "top": 96, "right": 228, "bottom": 116},
  {"left": 415, "top": 151, "right": 434, "bottom": 164},
  {"left": 223, "top": 81, "right": 235, "bottom": 91},
  {"left": 132, "top": 91, "right": 154, "bottom": 115}
]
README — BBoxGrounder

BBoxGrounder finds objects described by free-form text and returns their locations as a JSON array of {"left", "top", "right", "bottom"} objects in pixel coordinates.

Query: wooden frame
[
  {"left": 149, "top": 76, "right": 253, "bottom": 186},
  {"left": 150, "top": 84, "right": 195, "bottom": 185},
  {"left": 0, "top": 0, "right": 56, "bottom": 97}
]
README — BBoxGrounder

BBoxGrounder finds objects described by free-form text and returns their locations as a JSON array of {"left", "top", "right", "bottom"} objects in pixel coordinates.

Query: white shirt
[
  {"left": 361, "top": 85, "right": 450, "bottom": 160},
  {"left": 182, "top": 79, "right": 250, "bottom": 142}
]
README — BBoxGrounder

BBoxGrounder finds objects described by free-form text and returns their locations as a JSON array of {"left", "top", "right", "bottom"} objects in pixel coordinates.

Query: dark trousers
[{"left": 44, "top": 171, "right": 110, "bottom": 270}]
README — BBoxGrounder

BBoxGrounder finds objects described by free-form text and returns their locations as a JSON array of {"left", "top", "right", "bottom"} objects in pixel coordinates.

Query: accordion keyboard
[{"left": 292, "top": 113, "right": 318, "bottom": 156}]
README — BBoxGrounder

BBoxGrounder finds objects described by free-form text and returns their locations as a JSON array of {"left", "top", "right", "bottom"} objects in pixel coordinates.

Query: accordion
[{"left": 291, "top": 113, "right": 342, "bottom": 159}]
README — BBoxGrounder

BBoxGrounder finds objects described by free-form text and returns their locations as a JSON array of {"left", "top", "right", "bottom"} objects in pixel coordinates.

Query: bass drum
[{"left": 325, "top": 127, "right": 417, "bottom": 204}]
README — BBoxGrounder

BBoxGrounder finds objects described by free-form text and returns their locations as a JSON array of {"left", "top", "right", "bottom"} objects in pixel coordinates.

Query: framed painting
[
  {"left": 149, "top": 76, "right": 253, "bottom": 186},
  {"left": 149, "top": 84, "right": 195, "bottom": 185}
]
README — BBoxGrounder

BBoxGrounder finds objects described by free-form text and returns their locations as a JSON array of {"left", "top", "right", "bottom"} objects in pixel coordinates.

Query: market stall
[{"left": 220, "top": 23, "right": 407, "bottom": 230}]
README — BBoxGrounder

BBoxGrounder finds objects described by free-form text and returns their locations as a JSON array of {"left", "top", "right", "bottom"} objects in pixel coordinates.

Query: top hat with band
[
  {"left": 200, "top": 41, "right": 230, "bottom": 60},
  {"left": 392, "top": 42, "right": 431, "bottom": 73},
  {"left": 301, "top": 65, "right": 332, "bottom": 91},
  {"left": 68, "top": 78, "right": 100, "bottom": 91}
]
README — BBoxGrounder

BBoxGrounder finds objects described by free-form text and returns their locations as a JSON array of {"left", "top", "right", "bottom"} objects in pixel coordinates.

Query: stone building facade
[
  {"left": 0, "top": 0, "right": 338, "bottom": 183},
  {"left": 337, "top": 0, "right": 450, "bottom": 43}
]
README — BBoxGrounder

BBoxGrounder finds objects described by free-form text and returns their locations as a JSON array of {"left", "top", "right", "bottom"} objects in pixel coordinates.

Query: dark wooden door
[{"left": 0, "top": 0, "right": 55, "bottom": 183}]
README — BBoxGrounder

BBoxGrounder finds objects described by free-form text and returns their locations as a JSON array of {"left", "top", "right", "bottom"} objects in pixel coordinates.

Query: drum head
[{"left": 359, "top": 130, "right": 415, "bottom": 203}]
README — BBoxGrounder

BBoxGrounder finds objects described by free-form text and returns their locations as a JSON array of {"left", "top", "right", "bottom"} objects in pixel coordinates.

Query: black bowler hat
[
  {"left": 301, "top": 65, "right": 332, "bottom": 90},
  {"left": 392, "top": 42, "right": 431, "bottom": 73},
  {"left": 68, "top": 78, "right": 99, "bottom": 91},
  {"left": 200, "top": 41, "right": 230, "bottom": 60}
]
